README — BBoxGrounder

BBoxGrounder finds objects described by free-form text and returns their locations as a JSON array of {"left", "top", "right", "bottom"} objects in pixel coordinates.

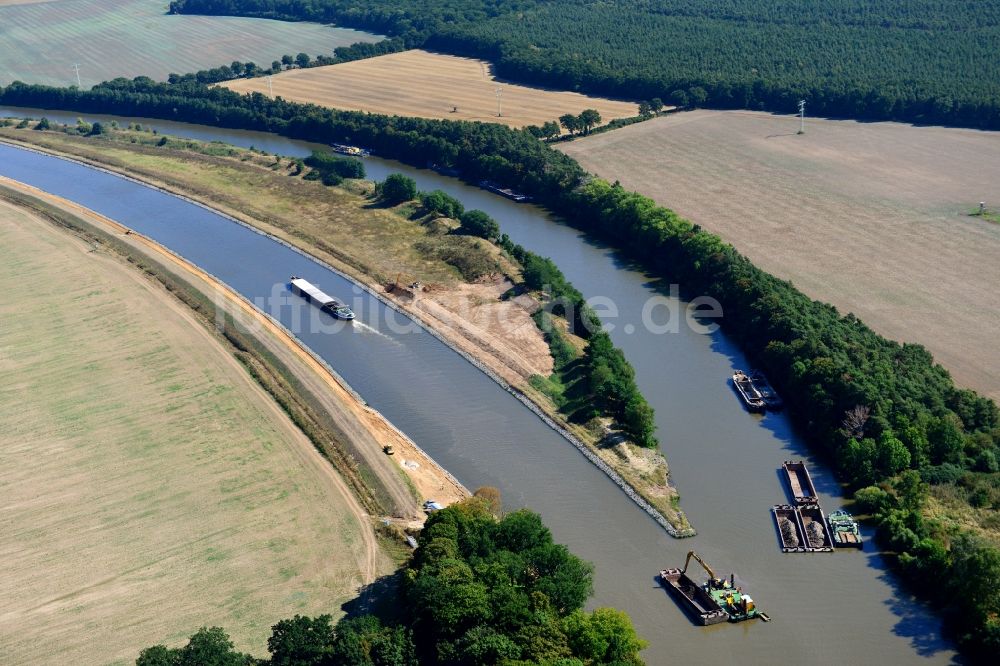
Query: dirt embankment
[
  {"left": 0, "top": 194, "right": 388, "bottom": 662},
  {"left": 0, "top": 175, "right": 468, "bottom": 518}
]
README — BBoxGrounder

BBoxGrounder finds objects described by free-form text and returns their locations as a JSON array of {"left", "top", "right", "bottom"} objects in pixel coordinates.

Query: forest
[
  {"left": 136, "top": 498, "right": 646, "bottom": 665},
  {"left": 167, "top": 0, "right": 1000, "bottom": 129},
  {"left": 2, "top": 75, "right": 998, "bottom": 658}
]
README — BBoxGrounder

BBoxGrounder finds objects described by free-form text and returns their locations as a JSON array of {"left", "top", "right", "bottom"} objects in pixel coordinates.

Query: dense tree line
[
  {"left": 166, "top": 37, "right": 408, "bottom": 87},
  {"left": 499, "top": 235, "right": 657, "bottom": 446},
  {"left": 136, "top": 499, "right": 646, "bottom": 665},
  {"left": 167, "top": 0, "right": 1000, "bottom": 129},
  {"left": 2, "top": 76, "right": 998, "bottom": 656}
]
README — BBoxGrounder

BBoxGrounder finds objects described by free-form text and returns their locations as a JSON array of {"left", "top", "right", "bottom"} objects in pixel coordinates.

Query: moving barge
[
  {"left": 659, "top": 552, "right": 767, "bottom": 624},
  {"left": 330, "top": 143, "right": 370, "bottom": 157},
  {"left": 732, "top": 370, "right": 766, "bottom": 412},
  {"left": 828, "top": 510, "right": 864, "bottom": 549},
  {"left": 772, "top": 504, "right": 807, "bottom": 552},
  {"left": 782, "top": 460, "right": 819, "bottom": 504},
  {"left": 797, "top": 505, "right": 834, "bottom": 552},
  {"left": 289, "top": 276, "right": 355, "bottom": 320},
  {"left": 748, "top": 370, "right": 784, "bottom": 410}
]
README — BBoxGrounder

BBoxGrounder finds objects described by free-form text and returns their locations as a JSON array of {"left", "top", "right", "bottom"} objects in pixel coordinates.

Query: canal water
[{"left": 0, "top": 110, "right": 957, "bottom": 663}]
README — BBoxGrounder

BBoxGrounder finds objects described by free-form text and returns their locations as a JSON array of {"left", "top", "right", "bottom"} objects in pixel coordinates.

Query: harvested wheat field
[
  {"left": 560, "top": 110, "right": 1000, "bottom": 400},
  {"left": 0, "top": 199, "right": 386, "bottom": 664},
  {"left": 0, "top": 0, "right": 376, "bottom": 87},
  {"left": 222, "top": 49, "right": 640, "bottom": 129}
]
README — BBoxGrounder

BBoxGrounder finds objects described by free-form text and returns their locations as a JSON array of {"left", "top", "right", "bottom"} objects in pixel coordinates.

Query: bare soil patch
[
  {"left": 561, "top": 110, "right": 1000, "bottom": 400},
  {"left": 222, "top": 50, "right": 639, "bottom": 129},
  {"left": 0, "top": 199, "right": 389, "bottom": 664}
]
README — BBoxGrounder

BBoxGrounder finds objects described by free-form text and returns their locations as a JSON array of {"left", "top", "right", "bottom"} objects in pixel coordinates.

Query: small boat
[
  {"left": 797, "top": 505, "right": 834, "bottom": 552},
  {"left": 330, "top": 142, "right": 370, "bottom": 157},
  {"left": 772, "top": 504, "right": 806, "bottom": 553},
  {"left": 732, "top": 370, "right": 766, "bottom": 412},
  {"left": 289, "top": 276, "right": 355, "bottom": 320},
  {"left": 827, "top": 509, "right": 863, "bottom": 549},
  {"left": 748, "top": 370, "right": 783, "bottom": 410},
  {"left": 782, "top": 460, "right": 819, "bottom": 504}
]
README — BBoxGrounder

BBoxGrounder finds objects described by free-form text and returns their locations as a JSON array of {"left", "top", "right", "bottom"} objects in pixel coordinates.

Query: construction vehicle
[{"left": 660, "top": 551, "right": 768, "bottom": 624}]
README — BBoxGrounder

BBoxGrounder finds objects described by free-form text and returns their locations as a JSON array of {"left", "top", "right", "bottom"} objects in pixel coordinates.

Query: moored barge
[
  {"left": 659, "top": 568, "right": 729, "bottom": 625},
  {"left": 289, "top": 276, "right": 355, "bottom": 320},
  {"left": 479, "top": 180, "right": 531, "bottom": 202},
  {"left": 828, "top": 509, "right": 864, "bottom": 549},
  {"left": 748, "top": 370, "right": 784, "bottom": 410},
  {"left": 782, "top": 460, "right": 819, "bottom": 504},
  {"left": 772, "top": 504, "right": 807, "bottom": 552},
  {"left": 798, "top": 504, "right": 834, "bottom": 552},
  {"left": 732, "top": 370, "right": 766, "bottom": 412}
]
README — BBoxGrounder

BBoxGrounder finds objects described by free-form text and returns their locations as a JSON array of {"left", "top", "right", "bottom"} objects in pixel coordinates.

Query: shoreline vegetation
[
  {"left": 1, "top": 64, "right": 999, "bottom": 656},
  {"left": 136, "top": 498, "right": 649, "bottom": 665},
  {"left": 0, "top": 123, "right": 692, "bottom": 536}
]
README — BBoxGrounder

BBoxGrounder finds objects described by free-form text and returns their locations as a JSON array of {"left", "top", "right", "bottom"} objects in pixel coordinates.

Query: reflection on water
[{"left": 0, "top": 115, "right": 958, "bottom": 663}]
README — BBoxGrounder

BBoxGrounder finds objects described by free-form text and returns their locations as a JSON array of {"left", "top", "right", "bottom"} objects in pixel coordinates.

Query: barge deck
[{"left": 783, "top": 460, "right": 819, "bottom": 504}]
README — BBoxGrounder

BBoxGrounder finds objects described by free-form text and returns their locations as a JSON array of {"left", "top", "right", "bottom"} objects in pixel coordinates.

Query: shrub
[
  {"left": 378, "top": 173, "right": 417, "bottom": 204},
  {"left": 457, "top": 209, "right": 499, "bottom": 240}
]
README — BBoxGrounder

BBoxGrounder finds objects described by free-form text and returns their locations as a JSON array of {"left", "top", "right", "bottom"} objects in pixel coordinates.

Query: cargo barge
[
  {"left": 782, "top": 460, "right": 819, "bottom": 504},
  {"left": 828, "top": 509, "right": 863, "bottom": 549},
  {"left": 772, "top": 504, "right": 807, "bottom": 552},
  {"left": 479, "top": 180, "right": 532, "bottom": 202},
  {"left": 331, "top": 143, "right": 370, "bottom": 157},
  {"left": 659, "top": 551, "right": 767, "bottom": 624},
  {"left": 732, "top": 370, "right": 766, "bottom": 412},
  {"left": 289, "top": 276, "right": 355, "bottom": 320},
  {"left": 748, "top": 370, "right": 784, "bottom": 410},
  {"left": 798, "top": 505, "right": 834, "bottom": 552}
]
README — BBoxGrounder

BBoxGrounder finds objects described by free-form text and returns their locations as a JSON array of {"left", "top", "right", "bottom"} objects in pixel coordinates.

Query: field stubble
[
  {"left": 0, "top": 197, "right": 388, "bottom": 663},
  {"left": 561, "top": 110, "right": 1000, "bottom": 400},
  {"left": 222, "top": 49, "right": 640, "bottom": 130},
  {"left": 0, "top": 0, "right": 376, "bottom": 87}
]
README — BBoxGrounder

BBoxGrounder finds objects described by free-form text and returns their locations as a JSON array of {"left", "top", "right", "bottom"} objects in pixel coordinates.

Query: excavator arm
[{"left": 682, "top": 550, "right": 716, "bottom": 580}]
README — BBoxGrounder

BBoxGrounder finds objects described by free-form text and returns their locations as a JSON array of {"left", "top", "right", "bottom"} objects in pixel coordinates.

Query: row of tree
[
  {"left": 136, "top": 498, "right": 646, "bottom": 665},
  {"left": 167, "top": 0, "right": 1000, "bottom": 129},
  {"left": 2, "top": 75, "right": 996, "bottom": 655}
]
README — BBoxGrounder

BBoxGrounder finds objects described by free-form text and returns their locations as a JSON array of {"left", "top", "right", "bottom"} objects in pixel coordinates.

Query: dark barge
[
  {"left": 748, "top": 370, "right": 784, "bottom": 410},
  {"left": 772, "top": 504, "right": 807, "bottom": 553},
  {"left": 732, "top": 370, "right": 766, "bottom": 412},
  {"left": 798, "top": 505, "right": 834, "bottom": 552},
  {"left": 782, "top": 460, "right": 819, "bottom": 504},
  {"left": 479, "top": 180, "right": 532, "bottom": 202},
  {"left": 659, "top": 568, "right": 729, "bottom": 625}
]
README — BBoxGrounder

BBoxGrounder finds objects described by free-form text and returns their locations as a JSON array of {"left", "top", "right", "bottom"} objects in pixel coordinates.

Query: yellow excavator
[
  {"left": 681, "top": 551, "right": 767, "bottom": 621},
  {"left": 681, "top": 550, "right": 715, "bottom": 579}
]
